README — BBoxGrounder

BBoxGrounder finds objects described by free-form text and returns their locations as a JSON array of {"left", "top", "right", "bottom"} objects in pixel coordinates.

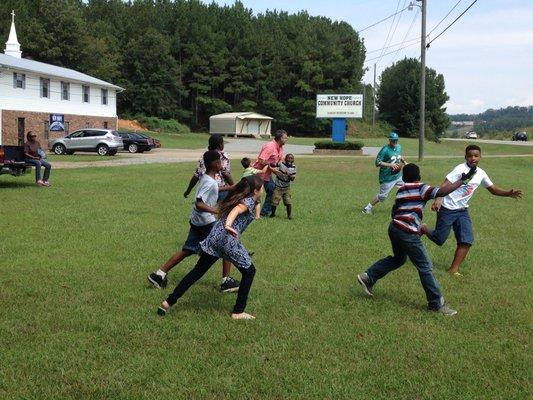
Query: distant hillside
[{"left": 449, "top": 106, "right": 533, "bottom": 133}]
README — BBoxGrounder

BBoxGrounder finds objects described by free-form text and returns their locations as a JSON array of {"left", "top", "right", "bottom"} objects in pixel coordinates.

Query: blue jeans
[
  {"left": 428, "top": 207, "right": 474, "bottom": 246},
  {"left": 25, "top": 158, "right": 52, "bottom": 182},
  {"left": 260, "top": 179, "right": 275, "bottom": 216},
  {"left": 366, "top": 223, "right": 444, "bottom": 310}
]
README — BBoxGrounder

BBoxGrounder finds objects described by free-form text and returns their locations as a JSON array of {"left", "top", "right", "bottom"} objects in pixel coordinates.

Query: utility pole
[
  {"left": 418, "top": 0, "right": 426, "bottom": 161},
  {"left": 372, "top": 63, "right": 376, "bottom": 132}
]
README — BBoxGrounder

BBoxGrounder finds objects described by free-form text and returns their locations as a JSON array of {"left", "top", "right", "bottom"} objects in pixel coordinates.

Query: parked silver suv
[{"left": 49, "top": 129, "right": 123, "bottom": 156}]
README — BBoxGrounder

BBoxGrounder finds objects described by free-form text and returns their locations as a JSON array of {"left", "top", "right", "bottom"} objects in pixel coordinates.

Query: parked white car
[
  {"left": 49, "top": 129, "right": 123, "bottom": 156},
  {"left": 465, "top": 131, "right": 478, "bottom": 139}
]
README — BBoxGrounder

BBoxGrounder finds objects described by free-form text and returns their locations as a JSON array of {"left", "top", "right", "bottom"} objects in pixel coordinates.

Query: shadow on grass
[
  {"left": 349, "top": 285, "right": 426, "bottom": 312},
  {"left": 0, "top": 180, "right": 35, "bottom": 189}
]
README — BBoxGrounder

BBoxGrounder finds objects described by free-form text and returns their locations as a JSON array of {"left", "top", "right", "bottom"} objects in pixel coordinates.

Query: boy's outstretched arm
[
  {"left": 431, "top": 179, "right": 448, "bottom": 211},
  {"left": 486, "top": 185, "right": 523, "bottom": 198},
  {"left": 436, "top": 167, "right": 478, "bottom": 197}
]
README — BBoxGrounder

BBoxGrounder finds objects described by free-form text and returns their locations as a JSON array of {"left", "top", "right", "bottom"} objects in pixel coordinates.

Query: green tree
[{"left": 377, "top": 58, "right": 450, "bottom": 138}]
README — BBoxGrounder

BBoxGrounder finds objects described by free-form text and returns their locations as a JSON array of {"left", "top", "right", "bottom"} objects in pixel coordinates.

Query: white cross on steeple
[{"left": 11, "top": 10, "right": 15, "bottom": 24}]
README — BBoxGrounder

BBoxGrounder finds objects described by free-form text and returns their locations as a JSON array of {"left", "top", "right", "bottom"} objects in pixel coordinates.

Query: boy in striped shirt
[{"left": 357, "top": 163, "right": 476, "bottom": 315}]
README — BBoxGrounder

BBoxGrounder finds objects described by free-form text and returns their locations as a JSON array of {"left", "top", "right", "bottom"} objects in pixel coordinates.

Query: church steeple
[{"left": 4, "top": 10, "right": 22, "bottom": 58}]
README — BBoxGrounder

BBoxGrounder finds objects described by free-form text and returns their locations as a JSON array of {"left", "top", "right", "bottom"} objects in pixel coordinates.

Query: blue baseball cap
[{"left": 389, "top": 132, "right": 399, "bottom": 140}]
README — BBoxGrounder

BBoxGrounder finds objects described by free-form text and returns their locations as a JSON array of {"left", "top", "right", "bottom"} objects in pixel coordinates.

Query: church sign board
[{"left": 316, "top": 94, "right": 363, "bottom": 119}]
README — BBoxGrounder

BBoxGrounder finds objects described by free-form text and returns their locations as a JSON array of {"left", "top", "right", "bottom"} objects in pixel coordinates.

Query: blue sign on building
[{"left": 49, "top": 114, "right": 65, "bottom": 131}]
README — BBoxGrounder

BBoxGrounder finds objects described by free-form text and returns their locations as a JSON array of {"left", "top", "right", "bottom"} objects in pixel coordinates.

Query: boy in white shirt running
[{"left": 421, "top": 145, "right": 522, "bottom": 276}]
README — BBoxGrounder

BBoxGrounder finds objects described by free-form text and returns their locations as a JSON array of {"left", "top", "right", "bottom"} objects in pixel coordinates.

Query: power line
[
  {"left": 364, "top": 40, "right": 420, "bottom": 64},
  {"left": 427, "top": 0, "right": 463, "bottom": 36},
  {"left": 381, "top": 0, "right": 409, "bottom": 63},
  {"left": 357, "top": 4, "right": 410, "bottom": 33},
  {"left": 390, "top": 6, "right": 419, "bottom": 63},
  {"left": 366, "top": 36, "right": 419, "bottom": 54},
  {"left": 376, "top": 0, "right": 403, "bottom": 64},
  {"left": 427, "top": 0, "right": 478, "bottom": 47}
]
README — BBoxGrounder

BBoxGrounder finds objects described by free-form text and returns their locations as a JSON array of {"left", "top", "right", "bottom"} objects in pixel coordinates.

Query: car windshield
[{"left": 111, "top": 130, "right": 120, "bottom": 137}]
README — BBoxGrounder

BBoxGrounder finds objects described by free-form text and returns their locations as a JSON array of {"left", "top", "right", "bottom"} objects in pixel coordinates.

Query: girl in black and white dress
[{"left": 158, "top": 175, "right": 264, "bottom": 320}]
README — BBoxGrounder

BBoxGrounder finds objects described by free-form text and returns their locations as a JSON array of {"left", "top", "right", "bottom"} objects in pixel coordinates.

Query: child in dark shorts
[
  {"left": 421, "top": 145, "right": 523, "bottom": 276},
  {"left": 356, "top": 163, "right": 478, "bottom": 316},
  {"left": 157, "top": 175, "right": 264, "bottom": 320},
  {"left": 147, "top": 150, "right": 239, "bottom": 291}
]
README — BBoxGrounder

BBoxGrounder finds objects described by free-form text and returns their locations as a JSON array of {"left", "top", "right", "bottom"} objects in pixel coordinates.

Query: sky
[{"left": 213, "top": 0, "right": 533, "bottom": 115}]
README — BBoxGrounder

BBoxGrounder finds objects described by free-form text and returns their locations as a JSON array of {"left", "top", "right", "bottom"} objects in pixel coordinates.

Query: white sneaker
[{"left": 362, "top": 207, "right": 372, "bottom": 214}]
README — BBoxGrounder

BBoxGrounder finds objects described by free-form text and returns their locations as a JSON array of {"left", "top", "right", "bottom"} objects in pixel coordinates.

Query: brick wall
[{"left": 1, "top": 110, "right": 117, "bottom": 146}]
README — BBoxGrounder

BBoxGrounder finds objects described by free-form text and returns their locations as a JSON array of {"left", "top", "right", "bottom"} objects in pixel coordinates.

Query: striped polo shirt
[{"left": 392, "top": 182, "right": 440, "bottom": 234}]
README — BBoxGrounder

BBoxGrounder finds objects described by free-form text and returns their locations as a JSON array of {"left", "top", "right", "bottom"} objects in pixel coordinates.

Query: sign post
[
  {"left": 316, "top": 94, "right": 363, "bottom": 143},
  {"left": 331, "top": 118, "right": 346, "bottom": 143}
]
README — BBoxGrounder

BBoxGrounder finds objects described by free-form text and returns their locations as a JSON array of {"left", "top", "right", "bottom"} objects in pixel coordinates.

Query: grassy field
[
  {"left": 1, "top": 156, "right": 531, "bottom": 399},
  {"left": 46, "top": 153, "right": 135, "bottom": 163}
]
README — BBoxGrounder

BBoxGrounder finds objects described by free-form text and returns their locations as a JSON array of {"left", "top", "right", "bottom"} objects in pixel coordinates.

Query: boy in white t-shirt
[{"left": 421, "top": 145, "right": 522, "bottom": 276}]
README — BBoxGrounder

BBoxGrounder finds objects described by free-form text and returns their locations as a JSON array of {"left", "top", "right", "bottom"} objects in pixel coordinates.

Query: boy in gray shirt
[
  {"left": 149, "top": 150, "right": 239, "bottom": 291},
  {"left": 270, "top": 153, "right": 297, "bottom": 219}
]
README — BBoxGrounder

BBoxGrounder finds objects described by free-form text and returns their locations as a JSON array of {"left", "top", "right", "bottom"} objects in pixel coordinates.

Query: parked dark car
[
  {"left": 118, "top": 132, "right": 153, "bottom": 153},
  {"left": 136, "top": 132, "right": 161, "bottom": 148},
  {"left": 512, "top": 131, "right": 528, "bottom": 141}
]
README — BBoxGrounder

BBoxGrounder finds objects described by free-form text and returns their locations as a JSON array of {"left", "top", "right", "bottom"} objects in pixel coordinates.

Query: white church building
[{"left": 0, "top": 11, "right": 123, "bottom": 147}]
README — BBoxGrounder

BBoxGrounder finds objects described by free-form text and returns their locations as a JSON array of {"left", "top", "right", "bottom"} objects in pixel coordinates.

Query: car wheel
[
  {"left": 128, "top": 143, "right": 138, "bottom": 153},
  {"left": 97, "top": 144, "right": 109, "bottom": 156},
  {"left": 53, "top": 144, "right": 67, "bottom": 155}
]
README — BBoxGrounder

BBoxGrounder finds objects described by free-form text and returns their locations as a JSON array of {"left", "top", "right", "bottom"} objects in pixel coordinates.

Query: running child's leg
[
  {"left": 359, "top": 225, "right": 407, "bottom": 295},
  {"left": 232, "top": 264, "right": 256, "bottom": 316},
  {"left": 423, "top": 209, "right": 455, "bottom": 245},
  {"left": 283, "top": 190, "right": 292, "bottom": 219},
  {"left": 164, "top": 252, "right": 219, "bottom": 307},
  {"left": 161, "top": 250, "right": 193, "bottom": 273},
  {"left": 448, "top": 210, "right": 474, "bottom": 275},
  {"left": 403, "top": 237, "right": 444, "bottom": 310},
  {"left": 449, "top": 244, "right": 470, "bottom": 275}
]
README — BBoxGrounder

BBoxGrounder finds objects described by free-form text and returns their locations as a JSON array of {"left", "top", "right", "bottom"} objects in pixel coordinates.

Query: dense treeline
[
  {"left": 449, "top": 106, "right": 533, "bottom": 133},
  {"left": 0, "top": 0, "right": 368, "bottom": 134}
]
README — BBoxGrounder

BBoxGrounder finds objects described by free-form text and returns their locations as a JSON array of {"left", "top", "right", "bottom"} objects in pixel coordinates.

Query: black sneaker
[
  {"left": 357, "top": 273, "right": 374, "bottom": 296},
  {"left": 157, "top": 306, "right": 168, "bottom": 316},
  {"left": 148, "top": 272, "right": 168, "bottom": 289},
  {"left": 220, "top": 277, "right": 240, "bottom": 293}
]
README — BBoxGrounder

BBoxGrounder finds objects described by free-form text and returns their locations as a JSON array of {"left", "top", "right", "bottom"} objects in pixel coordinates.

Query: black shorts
[{"left": 182, "top": 221, "right": 215, "bottom": 253}]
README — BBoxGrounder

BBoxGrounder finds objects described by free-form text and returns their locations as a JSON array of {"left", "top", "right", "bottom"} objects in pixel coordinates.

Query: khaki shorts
[{"left": 272, "top": 186, "right": 292, "bottom": 206}]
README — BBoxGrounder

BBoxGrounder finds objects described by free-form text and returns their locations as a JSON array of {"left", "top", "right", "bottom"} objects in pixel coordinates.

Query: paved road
[{"left": 442, "top": 138, "right": 532, "bottom": 146}]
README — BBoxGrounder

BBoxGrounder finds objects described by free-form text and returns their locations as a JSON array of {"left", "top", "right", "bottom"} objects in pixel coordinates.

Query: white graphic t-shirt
[{"left": 441, "top": 162, "right": 493, "bottom": 210}]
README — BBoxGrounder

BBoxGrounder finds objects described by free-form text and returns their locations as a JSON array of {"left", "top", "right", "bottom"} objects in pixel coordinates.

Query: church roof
[{"left": 0, "top": 53, "right": 123, "bottom": 90}]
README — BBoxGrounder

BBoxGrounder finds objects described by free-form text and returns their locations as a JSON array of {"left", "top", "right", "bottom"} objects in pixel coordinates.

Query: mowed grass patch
[
  {"left": 0, "top": 157, "right": 531, "bottom": 399},
  {"left": 148, "top": 131, "right": 211, "bottom": 149}
]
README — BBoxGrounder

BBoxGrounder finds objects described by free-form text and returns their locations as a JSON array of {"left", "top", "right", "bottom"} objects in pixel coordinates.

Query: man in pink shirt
[{"left": 253, "top": 129, "right": 288, "bottom": 216}]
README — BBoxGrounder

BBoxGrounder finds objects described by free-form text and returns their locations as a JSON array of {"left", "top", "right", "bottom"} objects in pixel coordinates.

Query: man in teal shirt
[{"left": 362, "top": 132, "right": 406, "bottom": 214}]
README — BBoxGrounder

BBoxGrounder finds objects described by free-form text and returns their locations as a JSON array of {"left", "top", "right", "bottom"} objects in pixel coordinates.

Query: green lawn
[
  {"left": 148, "top": 131, "right": 211, "bottom": 149},
  {"left": 46, "top": 153, "right": 135, "bottom": 163},
  {"left": 1, "top": 156, "right": 531, "bottom": 399}
]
